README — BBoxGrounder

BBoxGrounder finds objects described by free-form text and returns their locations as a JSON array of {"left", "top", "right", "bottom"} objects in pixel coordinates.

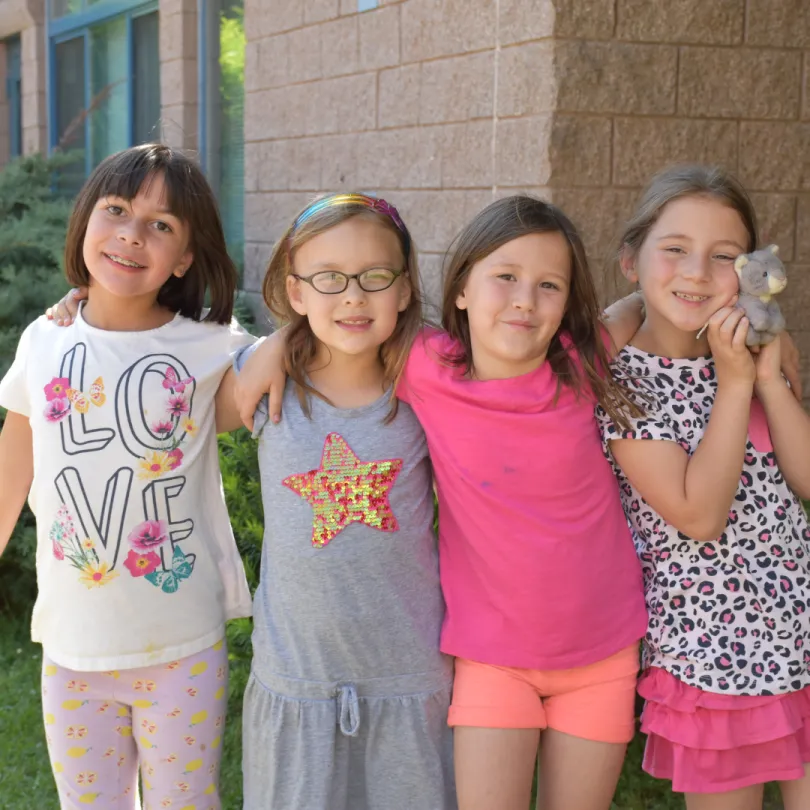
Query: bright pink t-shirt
[{"left": 398, "top": 328, "right": 647, "bottom": 670}]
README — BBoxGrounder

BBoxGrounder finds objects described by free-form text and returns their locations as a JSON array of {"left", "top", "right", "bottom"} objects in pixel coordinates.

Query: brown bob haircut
[
  {"left": 64, "top": 143, "right": 237, "bottom": 324},
  {"left": 263, "top": 196, "right": 423, "bottom": 421},
  {"left": 441, "top": 194, "right": 639, "bottom": 428}
]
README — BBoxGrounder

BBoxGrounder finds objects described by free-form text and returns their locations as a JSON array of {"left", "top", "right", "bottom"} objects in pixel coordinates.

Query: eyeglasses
[{"left": 291, "top": 268, "right": 403, "bottom": 294}]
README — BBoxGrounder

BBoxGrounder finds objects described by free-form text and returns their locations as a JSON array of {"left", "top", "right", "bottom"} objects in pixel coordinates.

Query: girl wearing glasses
[{"left": 232, "top": 194, "right": 455, "bottom": 809}]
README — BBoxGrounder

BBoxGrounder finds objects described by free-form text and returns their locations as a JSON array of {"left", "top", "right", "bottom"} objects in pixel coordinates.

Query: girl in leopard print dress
[{"left": 598, "top": 165, "right": 810, "bottom": 809}]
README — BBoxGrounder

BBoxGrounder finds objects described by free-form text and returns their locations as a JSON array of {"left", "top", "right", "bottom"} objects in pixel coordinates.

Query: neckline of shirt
[
  {"left": 304, "top": 380, "right": 394, "bottom": 420},
  {"left": 620, "top": 343, "right": 713, "bottom": 369},
  {"left": 73, "top": 301, "right": 184, "bottom": 339}
]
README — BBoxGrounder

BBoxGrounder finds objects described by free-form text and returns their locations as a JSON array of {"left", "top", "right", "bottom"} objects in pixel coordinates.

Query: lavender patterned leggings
[{"left": 41, "top": 640, "right": 228, "bottom": 810}]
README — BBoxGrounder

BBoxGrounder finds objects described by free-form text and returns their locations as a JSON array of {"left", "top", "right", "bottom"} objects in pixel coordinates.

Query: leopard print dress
[{"left": 597, "top": 345, "right": 810, "bottom": 697}]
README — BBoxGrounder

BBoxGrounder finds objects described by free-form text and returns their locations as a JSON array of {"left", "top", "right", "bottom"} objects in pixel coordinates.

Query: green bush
[{"left": 0, "top": 153, "right": 77, "bottom": 612}]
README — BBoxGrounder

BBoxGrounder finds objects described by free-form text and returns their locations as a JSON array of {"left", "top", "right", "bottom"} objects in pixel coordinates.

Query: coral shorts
[{"left": 448, "top": 643, "right": 639, "bottom": 744}]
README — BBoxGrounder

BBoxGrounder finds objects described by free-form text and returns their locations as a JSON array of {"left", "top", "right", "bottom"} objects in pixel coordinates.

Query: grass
[{"left": 0, "top": 612, "right": 786, "bottom": 810}]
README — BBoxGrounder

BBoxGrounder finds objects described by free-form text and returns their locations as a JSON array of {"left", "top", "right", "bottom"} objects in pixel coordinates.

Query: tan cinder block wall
[
  {"left": 20, "top": 20, "right": 46, "bottom": 155},
  {"left": 242, "top": 0, "right": 559, "bottom": 314},
  {"left": 159, "top": 0, "right": 198, "bottom": 150},
  {"left": 549, "top": 0, "right": 810, "bottom": 391},
  {"left": 243, "top": 0, "right": 809, "bottom": 394}
]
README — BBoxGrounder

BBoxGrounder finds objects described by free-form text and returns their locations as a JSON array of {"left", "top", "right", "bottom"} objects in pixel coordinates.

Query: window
[
  {"left": 49, "top": 2, "right": 160, "bottom": 192},
  {"left": 5, "top": 35, "right": 21, "bottom": 159},
  {"left": 201, "top": 0, "right": 245, "bottom": 265}
]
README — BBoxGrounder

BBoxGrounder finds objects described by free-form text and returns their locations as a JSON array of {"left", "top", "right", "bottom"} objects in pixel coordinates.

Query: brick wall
[
  {"left": 20, "top": 19, "right": 46, "bottom": 155},
  {"left": 242, "top": 0, "right": 557, "bottom": 314},
  {"left": 243, "top": 0, "right": 809, "bottom": 394},
  {"left": 549, "top": 0, "right": 810, "bottom": 387},
  {"left": 159, "top": 0, "right": 198, "bottom": 150}
]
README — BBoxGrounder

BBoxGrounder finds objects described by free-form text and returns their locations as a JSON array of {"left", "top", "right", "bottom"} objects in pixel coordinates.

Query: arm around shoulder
[
  {"left": 756, "top": 378, "right": 810, "bottom": 499},
  {"left": 214, "top": 367, "right": 244, "bottom": 435},
  {"left": 0, "top": 411, "right": 34, "bottom": 556},
  {"left": 601, "top": 292, "right": 644, "bottom": 358}
]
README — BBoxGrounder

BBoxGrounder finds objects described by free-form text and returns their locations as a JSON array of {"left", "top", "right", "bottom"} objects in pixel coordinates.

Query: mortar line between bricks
[
  {"left": 553, "top": 36, "right": 806, "bottom": 51},
  {"left": 248, "top": 184, "right": 810, "bottom": 195},
  {"left": 674, "top": 46, "right": 680, "bottom": 114},
  {"left": 491, "top": 0, "right": 501, "bottom": 197},
  {"left": 245, "top": 112, "right": 808, "bottom": 144}
]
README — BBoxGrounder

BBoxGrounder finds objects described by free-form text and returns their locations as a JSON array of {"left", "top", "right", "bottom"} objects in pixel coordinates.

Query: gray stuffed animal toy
[{"left": 734, "top": 244, "right": 787, "bottom": 347}]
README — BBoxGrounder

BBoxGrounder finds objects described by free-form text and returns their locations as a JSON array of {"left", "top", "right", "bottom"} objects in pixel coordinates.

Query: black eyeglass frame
[{"left": 290, "top": 268, "right": 405, "bottom": 294}]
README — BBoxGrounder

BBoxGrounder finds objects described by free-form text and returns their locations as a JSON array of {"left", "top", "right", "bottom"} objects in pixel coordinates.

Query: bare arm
[
  {"left": 753, "top": 339, "right": 810, "bottom": 498},
  {"left": 775, "top": 330, "right": 802, "bottom": 401},
  {"left": 601, "top": 292, "right": 644, "bottom": 358},
  {"left": 234, "top": 328, "right": 289, "bottom": 431},
  {"left": 0, "top": 411, "right": 34, "bottom": 557},
  {"left": 609, "top": 308, "right": 756, "bottom": 541},
  {"left": 214, "top": 367, "right": 245, "bottom": 435}
]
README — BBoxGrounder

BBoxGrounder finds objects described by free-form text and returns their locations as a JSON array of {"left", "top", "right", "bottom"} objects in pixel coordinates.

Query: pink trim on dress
[{"left": 638, "top": 667, "right": 810, "bottom": 793}]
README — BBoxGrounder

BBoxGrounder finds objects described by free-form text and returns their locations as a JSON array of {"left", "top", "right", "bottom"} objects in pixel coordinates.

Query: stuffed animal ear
[
  {"left": 734, "top": 255, "right": 749, "bottom": 275},
  {"left": 768, "top": 244, "right": 779, "bottom": 255}
]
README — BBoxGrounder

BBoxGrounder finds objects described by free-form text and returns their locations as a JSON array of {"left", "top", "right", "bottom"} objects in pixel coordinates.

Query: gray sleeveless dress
[{"left": 236, "top": 350, "right": 455, "bottom": 810}]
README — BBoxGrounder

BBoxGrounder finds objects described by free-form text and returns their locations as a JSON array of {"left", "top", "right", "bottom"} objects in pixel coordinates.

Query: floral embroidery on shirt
[
  {"left": 49, "top": 505, "right": 119, "bottom": 589},
  {"left": 43, "top": 376, "right": 105, "bottom": 423},
  {"left": 283, "top": 432, "right": 403, "bottom": 548},
  {"left": 136, "top": 373, "right": 198, "bottom": 479}
]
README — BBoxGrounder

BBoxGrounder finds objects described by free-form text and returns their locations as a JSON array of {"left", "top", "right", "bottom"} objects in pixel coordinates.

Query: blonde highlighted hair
[{"left": 262, "top": 196, "right": 423, "bottom": 421}]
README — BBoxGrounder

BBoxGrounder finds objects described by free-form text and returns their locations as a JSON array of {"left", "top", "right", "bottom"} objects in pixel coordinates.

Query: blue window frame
[
  {"left": 5, "top": 35, "right": 22, "bottom": 158},
  {"left": 47, "top": 0, "right": 160, "bottom": 192}
]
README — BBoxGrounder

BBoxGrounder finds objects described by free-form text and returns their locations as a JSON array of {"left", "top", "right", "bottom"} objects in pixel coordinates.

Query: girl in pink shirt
[{"left": 394, "top": 197, "right": 647, "bottom": 810}]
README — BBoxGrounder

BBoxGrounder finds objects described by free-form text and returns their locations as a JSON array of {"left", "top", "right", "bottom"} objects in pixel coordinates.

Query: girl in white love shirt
[{"left": 0, "top": 144, "right": 255, "bottom": 810}]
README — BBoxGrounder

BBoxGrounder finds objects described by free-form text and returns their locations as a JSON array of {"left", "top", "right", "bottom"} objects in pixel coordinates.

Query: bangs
[
  {"left": 90, "top": 147, "right": 193, "bottom": 223},
  {"left": 64, "top": 143, "right": 237, "bottom": 324}
]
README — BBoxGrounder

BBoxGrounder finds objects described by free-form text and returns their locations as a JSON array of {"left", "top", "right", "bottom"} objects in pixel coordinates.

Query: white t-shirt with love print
[{"left": 0, "top": 307, "right": 254, "bottom": 671}]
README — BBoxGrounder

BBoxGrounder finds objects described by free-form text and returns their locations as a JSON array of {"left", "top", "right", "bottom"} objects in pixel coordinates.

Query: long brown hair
[
  {"left": 616, "top": 164, "right": 758, "bottom": 265},
  {"left": 441, "top": 194, "right": 639, "bottom": 428},
  {"left": 262, "top": 198, "right": 423, "bottom": 421},
  {"left": 64, "top": 143, "right": 237, "bottom": 324}
]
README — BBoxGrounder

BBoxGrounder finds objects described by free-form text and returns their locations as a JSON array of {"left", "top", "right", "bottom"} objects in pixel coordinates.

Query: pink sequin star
[{"left": 283, "top": 433, "right": 403, "bottom": 548}]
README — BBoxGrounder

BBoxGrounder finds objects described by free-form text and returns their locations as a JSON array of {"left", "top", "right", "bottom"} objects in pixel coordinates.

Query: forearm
[
  {"left": 681, "top": 383, "right": 753, "bottom": 539},
  {"left": 0, "top": 411, "right": 34, "bottom": 556},
  {"left": 756, "top": 378, "right": 810, "bottom": 498},
  {"left": 0, "top": 481, "right": 28, "bottom": 557}
]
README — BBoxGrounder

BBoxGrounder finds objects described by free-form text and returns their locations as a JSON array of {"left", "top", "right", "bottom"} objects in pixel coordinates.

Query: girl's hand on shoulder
[
  {"left": 707, "top": 306, "right": 756, "bottom": 390},
  {"left": 45, "top": 287, "right": 87, "bottom": 326}
]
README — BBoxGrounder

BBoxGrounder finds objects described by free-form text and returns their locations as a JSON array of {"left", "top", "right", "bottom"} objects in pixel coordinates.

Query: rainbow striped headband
[{"left": 289, "top": 193, "right": 411, "bottom": 254}]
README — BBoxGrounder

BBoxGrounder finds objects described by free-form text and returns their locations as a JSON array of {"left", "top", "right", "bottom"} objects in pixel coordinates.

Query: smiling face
[
  {"left": 456, "top": 231, "right": 571, "bottom": 380},
  {"left": 624, "top": 194, "right": 749, "bottom": 339},
  {"left": 81, "top": 172, "right": 193, "bottom": 306},
  {"left": 285, "top": 215, "right": 411, "bottom": 363}
]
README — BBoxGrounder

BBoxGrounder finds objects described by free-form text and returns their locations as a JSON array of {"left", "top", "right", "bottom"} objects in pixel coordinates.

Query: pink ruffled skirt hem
[{"left": 638, "top": 668, "right": 810, "bottom": 794}]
